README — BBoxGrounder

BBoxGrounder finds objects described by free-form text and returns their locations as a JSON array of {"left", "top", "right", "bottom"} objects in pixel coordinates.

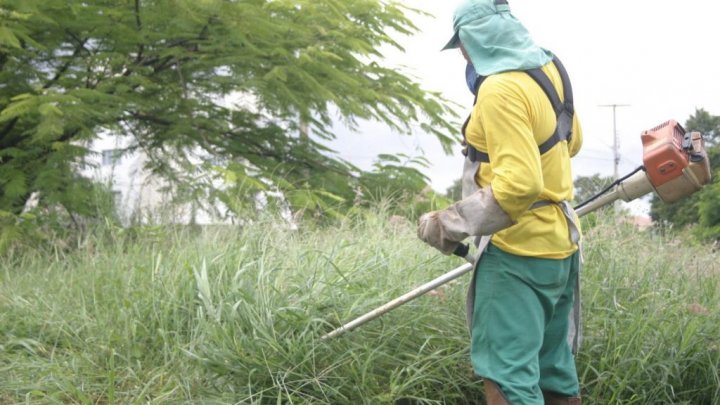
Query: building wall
[{"left": 82, "top": 134, "right": 237, "bottom": 225}]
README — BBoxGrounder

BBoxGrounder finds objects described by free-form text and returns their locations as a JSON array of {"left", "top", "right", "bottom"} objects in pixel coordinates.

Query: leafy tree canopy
[
  {"left": 572, "top": 173, "right": 614, "bottom": 206},
  {"left": 0, "top": 0, "right": 457, "bottom": 222}
]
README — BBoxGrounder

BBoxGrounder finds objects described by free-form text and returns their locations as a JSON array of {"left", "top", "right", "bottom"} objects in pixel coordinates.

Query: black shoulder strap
[
  {"left": 553, "top": 56, "right": 574, "bottom": 113},
  {"left": 463, "top": 56, "right": 574, "bottom": 164},
  {"left": 528, "top": 56, "right": 574, "bottom": 113},
  {"left": 526, "top": 66, "right": 563, "bottom": 115}
]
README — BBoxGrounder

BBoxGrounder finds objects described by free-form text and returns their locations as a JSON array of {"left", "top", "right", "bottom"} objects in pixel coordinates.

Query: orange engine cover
[
  {"left": 641, "top": 120, "right": 688, "bottom": 186},
  {"left": 640, "top": 120, "right": 712, "bottom": 203}
]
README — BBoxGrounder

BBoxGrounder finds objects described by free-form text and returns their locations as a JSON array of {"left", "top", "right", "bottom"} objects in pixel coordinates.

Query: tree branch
[
  {"left": 64, "top": 30, "right": 93, "bottom": 55},
  {"left": 131, "top": 111, "right": 173, "bottom": 126},
  {"left": 134, "top": 0, "right": 145, "bottom": 64},
  {"left": 176, "top": 61, "right": 188, "bottom": 99},
  {"left": 0, "top": 118, "right": 19, "bottom": 148},
  {"left": 0, "top": 37, "right": 89, "bottom": 147},
  {"left": 42, "top": 37, "right": 89, "bottom": 89},
  {"left": 132, "top": 19, "right": 210, "bottom": 75},
  {"left": 57, "top": 128, "right": 82, "bottom": 143}
]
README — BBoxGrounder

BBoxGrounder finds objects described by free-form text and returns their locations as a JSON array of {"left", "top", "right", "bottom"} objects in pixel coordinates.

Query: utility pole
[
  {"left": 599, "top": 104, "right": 630, "bottom": 212},
  {"left": 599, "top": 104, "right": 630, "bottom": 182}
]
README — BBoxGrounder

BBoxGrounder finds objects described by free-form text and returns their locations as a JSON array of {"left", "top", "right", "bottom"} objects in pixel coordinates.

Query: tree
[
  {"left": 572, "top": 174, "right": 614, "bottom": 206},
  {"left": 0, "top": 0, "right": 457, "bottom": 223},
  {"left": 684, "top": 108, "right": 719, "bottom": 146},
  {"left": 697, "top": 170, "right": 720, "bottom": 242},
  {"left": 357, "top": 154, "right": 452, "bottom": 218},
  {"left": 649, "top": 108, "right": 720, "bottom": 232},
  {"left": 445, "top": 178, "right": 463, "bottom": 202}
]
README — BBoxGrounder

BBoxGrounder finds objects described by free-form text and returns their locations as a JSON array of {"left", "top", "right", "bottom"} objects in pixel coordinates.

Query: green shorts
[{"left": 470, "top": 243, "right": 580, "bottom": 404}]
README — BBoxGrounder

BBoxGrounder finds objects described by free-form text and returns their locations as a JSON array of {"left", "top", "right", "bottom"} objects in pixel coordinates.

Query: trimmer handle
[{"left": 452, "top": 243, "right": 470, "bottom": 259}]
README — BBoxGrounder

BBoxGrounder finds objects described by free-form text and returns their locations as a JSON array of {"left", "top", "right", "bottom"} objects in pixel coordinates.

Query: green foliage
[
  {"left": 0, "top": 210, "right": 44, "bottom": 253},
  {"left": 0, "top": 181, "right": 120, "bottom": 254},
  {"left": 650, "top": 109, "right": 720, "bottom": 239},
  {"left": 361, "top": 154, "right": 430, "bottom": 195},
  {"left": 696, "top": 172, "right": 720, "bottom": 242},
  {"left": 355, "top": 154, "right": 453, "bottom": 219},
  {"left": 0, "top": 0, "right": 457, "bottom": 233},
  {"left": 1, "top": 211, "right": 718, "bottom": 403},
  {"left": 685, "top": 108, "right": 719, "bottom": 146},
  {"left": 578, "top": 216, "right": 720, "bottom": 403},
  {"left": 573, "top": 173, "right": 614, "bottom": 206},
  {"left": 356, "top": 154, "right": 448, "bottom": 216},
  {"left": 445, "top": 177, "right": 463, "bottom": 202}
]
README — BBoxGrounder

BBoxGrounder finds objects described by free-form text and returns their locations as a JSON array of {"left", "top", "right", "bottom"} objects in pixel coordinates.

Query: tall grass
[
  {"left": 1, "top": 209, "right": 718, "bottom": 404},
  {"left": 578, "top": 221, "right": 720, "bottom": 404}
]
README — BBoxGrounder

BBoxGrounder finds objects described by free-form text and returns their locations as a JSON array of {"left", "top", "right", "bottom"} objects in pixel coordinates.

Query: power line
[{"left": 621, "top": 156, "right": 642, "bottom": 167}]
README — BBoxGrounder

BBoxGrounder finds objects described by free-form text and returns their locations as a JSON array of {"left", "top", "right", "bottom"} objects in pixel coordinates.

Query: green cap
[
  {"left": 440, "top": 0, "right": 551, "bottom": 76},
  {"left": 442, "top": 0, "right": 511, "bottom": 51}
]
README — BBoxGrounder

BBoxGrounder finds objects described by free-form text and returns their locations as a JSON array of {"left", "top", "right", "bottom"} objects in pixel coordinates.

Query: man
[{"left": 417, "top": 0, "right": 584, "bottom": 404}]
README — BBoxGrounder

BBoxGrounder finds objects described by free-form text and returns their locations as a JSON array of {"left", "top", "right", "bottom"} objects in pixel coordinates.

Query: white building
[
  {"left": 82, "top": 132, "right": 296, "bottom": 228},
  {"left": 82, "top": 133, "right": 237, "bottom": 225}
]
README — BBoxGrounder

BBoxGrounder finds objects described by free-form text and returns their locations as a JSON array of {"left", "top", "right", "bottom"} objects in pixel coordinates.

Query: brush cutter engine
[
  {"left": 575, "top": 120, "right": 713, "bottom": 216},
  {"left": 641, "top": 120, "right": 712, "bottom": 202}
]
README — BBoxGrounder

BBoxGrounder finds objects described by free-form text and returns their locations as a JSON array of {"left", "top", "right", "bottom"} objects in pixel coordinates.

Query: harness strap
[
  {"left": 528, "top": 200, "right": 554, "bottom": 210},
  {"left": 526, "top": 67, "right": 563, "bottom": 115},
  {"left": 528, "top": 200, "right": 581, "bottom": 244},
  {"left": 553, "top": 57, "right": 574, "bottom": 109},
  {"left": 463, "top": 56, "right": 574, "bottom": 164}
]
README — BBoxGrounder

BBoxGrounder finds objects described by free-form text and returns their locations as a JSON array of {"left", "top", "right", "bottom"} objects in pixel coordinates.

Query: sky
[{"left": 327, "top": 0, "right": 720, "bottom": 215}]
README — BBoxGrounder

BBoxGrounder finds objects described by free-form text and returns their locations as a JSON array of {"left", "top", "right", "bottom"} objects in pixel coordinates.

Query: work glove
[{"left": 417, "top": 187, "right": 514, "bottom": 255}]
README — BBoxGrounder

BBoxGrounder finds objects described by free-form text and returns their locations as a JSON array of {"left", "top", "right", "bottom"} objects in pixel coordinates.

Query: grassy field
[{"left": 1, "top": 210, "right": 719, "bottom": 404}]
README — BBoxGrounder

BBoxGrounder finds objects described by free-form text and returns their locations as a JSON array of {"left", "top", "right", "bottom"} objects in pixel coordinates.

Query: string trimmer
[{"left": 322, "top": 119, "right": 712, "bottom": 340}]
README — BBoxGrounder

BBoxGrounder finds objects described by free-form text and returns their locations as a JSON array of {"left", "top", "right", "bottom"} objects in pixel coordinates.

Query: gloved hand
[
  {"left": 417, "top": 187, "right": 514, "bottom": 255},
  {"left": 417, "top": 211, "right": 462, "bottom": 255}
]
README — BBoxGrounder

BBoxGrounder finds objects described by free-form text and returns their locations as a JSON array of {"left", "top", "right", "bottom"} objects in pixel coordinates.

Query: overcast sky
[{"left": 327, "top": 0, "right": 720, "bottom": 214}]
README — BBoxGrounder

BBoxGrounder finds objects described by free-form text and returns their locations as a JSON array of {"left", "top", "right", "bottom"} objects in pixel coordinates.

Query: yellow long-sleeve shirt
[{"left": 465, "top": 61, "right": 583, "bottom": 259}]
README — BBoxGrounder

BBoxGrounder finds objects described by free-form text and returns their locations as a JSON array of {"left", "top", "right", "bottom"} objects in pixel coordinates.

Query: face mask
[{"left": 465, "top": 63, "right": 478, "bottom": 94}]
